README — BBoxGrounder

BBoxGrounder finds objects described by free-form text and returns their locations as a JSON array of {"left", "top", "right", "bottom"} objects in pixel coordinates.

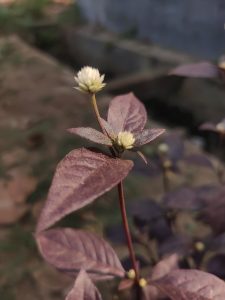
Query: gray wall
[{"left": 77, "top": 0, "right": 225, "bottom": 59}]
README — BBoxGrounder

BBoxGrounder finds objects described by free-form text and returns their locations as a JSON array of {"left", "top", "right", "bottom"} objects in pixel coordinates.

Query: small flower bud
[
  {"left": 116, "top": 131, "right": 135, "bottom": 150},
  {"left": 74, "top": 66, "right": 106, "bottom": 94},
  {"left": 127, "top": 269, "right": 136, "bottom": 279},
  {"left": 194, "top": 241, "right": 205, "bottom": 252},
  {"left": 158, "top": 143, "right": 169, "bottom": 154},
  {"left": 139, "top": 278, "right": 147, "bottom": 288}
]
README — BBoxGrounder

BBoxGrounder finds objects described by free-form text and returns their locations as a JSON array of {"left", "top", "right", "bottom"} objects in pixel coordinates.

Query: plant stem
[
  {"left": 90, "top": 93, "right": 140, "bottom": 283},
  {"left": 162, "top": 169, "right": 169, "bottom": 193},
  {"left": 118, "top": 181, "right": 140, "bottom": 283},
  {"left": 91, "top": 93, "right": 106, "bottom": 134}
]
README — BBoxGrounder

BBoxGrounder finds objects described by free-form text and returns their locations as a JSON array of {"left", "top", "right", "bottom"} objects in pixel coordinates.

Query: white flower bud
[
  {"left": 74, "top": 66, "right": 106, "bottom": 94},
  {"left": 127, "top": 269, "right": 136, "bottom": 279},
  {"left": 158, "top": 143, "right": 169, "bottom": 154},
  {"left": 139, "top": 278, "right": 147, "bottom": 288},
  {"left": 116, "top": 131, "right": 135, "bottom": 150}
]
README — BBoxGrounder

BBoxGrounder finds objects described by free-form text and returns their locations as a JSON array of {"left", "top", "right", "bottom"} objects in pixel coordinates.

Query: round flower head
[
  {"left": 74, "top": 66, "right": 106, "bottom": 94},
  {"left": 116, "top": 131, "right": 135, "bottom": 150}
]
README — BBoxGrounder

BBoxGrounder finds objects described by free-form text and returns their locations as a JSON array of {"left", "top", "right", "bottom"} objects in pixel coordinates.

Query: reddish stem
[
  {"left": 91, "top": 93, "right": 140, "bottom": 283},
  {"left": 118, "top": 181, "right": 140, "bottom": 282}
]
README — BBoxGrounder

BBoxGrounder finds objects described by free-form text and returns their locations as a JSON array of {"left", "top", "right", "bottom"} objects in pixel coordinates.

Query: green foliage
[
  {"left": 0, "top": 288, "right": 15, "bottom": 300},
  {"left": 0, "top": 225, "right": 36, "bottom": 254},
  {"left": 0, "top": 0, "right": 50, "bottom": 33},
  {"left": 0, "top": 1, "right": 82, "bottom": 34}
]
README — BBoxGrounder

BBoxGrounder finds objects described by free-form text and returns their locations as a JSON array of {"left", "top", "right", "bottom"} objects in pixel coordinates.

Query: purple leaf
[
  {"left": 152, "top": 269, "right": 225, "bottom": 300},
  {"left": 207, "top": 254, "right": 225, "bottom": 280},
  {"left": 107, "top": 93, "right": 147, "bottom": 134},
  {"left": 170, "top": 62, "right": 219, "bottom": 78},
  {"left": 36, "top": 148, "right": 133, "bottom": 232},
  {"left": 36, "top": 228, "right": 125, "bottom": 280},
  {"left": 201, "top": 188, "right": 225, "bottom": 234},
  {"left": 162, "top": 187, "right": 200, "bottom": 211},
  {"left": 183, "top": 154, "right": 214, "bottom": 169},
  {"left": 163, "top": 132, "right": 185, "bottom": 162},
  {"left": 99, "top": 118, "right": 116, "bottom": 139},
  {"left": 118, "top": 278, "right": 134, "bottom": 291},
  {"left": 158, "top": 235, "right": 190, "bottom": 257},
  {"left": 134, "top": 129, "right": 165, "bottom": 147},
  {"left": 151, "top": 254, "right": 179, "bottom": 281},
  {"left": 144, "top": 254, "right": 179, "bottom": 300},
  {"left": 211, "top": 233, "right": 225, "bottom": 252},
  {"left": 65, "top": 269, "right": 102, "bottom": 300},
  {"left": 128, "top": 198, "right": 172, "bottom": 242},
  {"left": 68, "top": 127, "right": 112, "bottom": 146},
  {"left": 195, "top": 185, "right": 219, "bottom": 206}
]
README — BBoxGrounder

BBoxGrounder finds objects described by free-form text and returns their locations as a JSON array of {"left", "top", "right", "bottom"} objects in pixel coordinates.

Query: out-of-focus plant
[{"left": 0, "top": 0, "right": 50, "bottom": 32}]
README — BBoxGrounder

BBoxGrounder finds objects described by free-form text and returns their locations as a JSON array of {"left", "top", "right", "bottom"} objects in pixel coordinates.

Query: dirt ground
[
  {"left": 0, "top": 36, "right": 224, "bottom": 300},
  {"left": 0, "top": 35, "right": 95, "bottom": 300}
]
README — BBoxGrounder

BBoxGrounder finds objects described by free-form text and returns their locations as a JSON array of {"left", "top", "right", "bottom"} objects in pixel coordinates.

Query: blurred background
[{"left": 1, "top": 1, "right": 225, "bottom": 299}]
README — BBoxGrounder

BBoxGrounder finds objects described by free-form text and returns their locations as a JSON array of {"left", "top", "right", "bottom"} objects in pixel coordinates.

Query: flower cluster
[{"left": 116, "top": 131, "right": 135, "bottom": 150}]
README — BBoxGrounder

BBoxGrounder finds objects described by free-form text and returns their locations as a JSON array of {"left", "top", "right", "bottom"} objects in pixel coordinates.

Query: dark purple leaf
[
  {"left": 183, "top": 154, "right": 214, "bottom": 169},
  {"left": 162, "top": 187, "right": 199, "bottom": 211},
  {"left": 105, "top": 223, "right": 126, "bottom": 245},
  {"left": 128, "top": 198, "right": 172, "bottom": 243},
  {"left": 163, "top": 132, "right": 184, "bottom": 162},
  {"left": 36, "top": 228, "right": 125, "bottom": 280},
  {"left": 121, "top": 254, "right": 150, "bottom": 270},
  {"left": 195, "top": 185, "right": 220, "bottom": 204},
  {"left": 207, "top": 254, "right": 225, "bottom": 280},
  {"left": 65, "top": 269, "right": 102, "bottom": 300},
  {"left": 201, "top": 188, "right": 225, "bottom": 234},
  {"left": 149, "top": 218, "right": 173, "bottom": 243},
  {"left": 170, "top": 62, "right": 219, "bottom": 78},
  {"left": 107, "top": 92, "right": 147, "bottom": 134},
  {"left": 134, "top": 129, "right": 165, "bottom": 147},
  {"left": 128, "top": 198, "right": 163, "bottom": 224},
  {"left": 133, "top": 157, "right": 162, "bottom": 177},
  {"left": 158, "top": 235, "right": 190, "bottom": 257},
  {"left": 67, "top": 127, "right": 112, "bottom": 146},
  {"left": 36, "top": 148, "right": 133, "bottom": 232},
  {"left": 210, "top": 233, "right": 225, "bottom": 252},
  {"left": 152, "top": 269, "right": 225, "bottom": 300}
]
